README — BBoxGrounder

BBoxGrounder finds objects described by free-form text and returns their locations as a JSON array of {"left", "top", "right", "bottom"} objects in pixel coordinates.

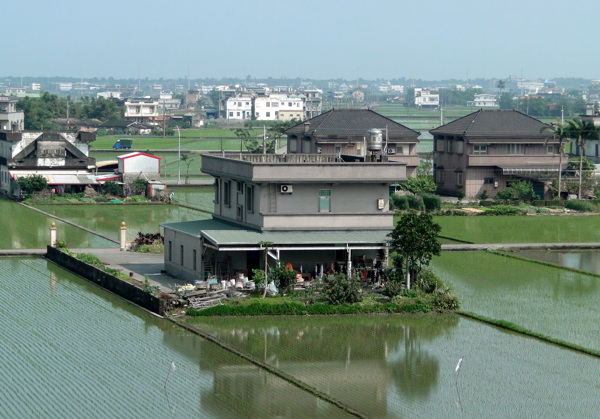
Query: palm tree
[
  {"left": 541, "top": 119, "right": 569, "bottom": 199},
  {"left": 565, "top": 118, "right": 600, "bottom": 199}
]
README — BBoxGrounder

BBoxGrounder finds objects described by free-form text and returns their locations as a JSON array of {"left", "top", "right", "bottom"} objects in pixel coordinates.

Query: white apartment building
[
  {"left": 254, "top": 94, "right": 304, "bottom": 121},
  {"left": 124, "top": 98, "right": 159, "bottom": 124},
  {"left": 467, "top": 94, "right": 498, "bottom": 107},
  {"left": 414, "top": 89, "right": 439, "bottom": 109},
  {"left": 226, "top": 96, "right": 253, "bottom": 120}
]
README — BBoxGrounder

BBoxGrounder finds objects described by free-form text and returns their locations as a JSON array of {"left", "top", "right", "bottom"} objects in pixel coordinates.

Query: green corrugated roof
[{"left": 162, "top": 219, "right": 391, "bottom": 247}]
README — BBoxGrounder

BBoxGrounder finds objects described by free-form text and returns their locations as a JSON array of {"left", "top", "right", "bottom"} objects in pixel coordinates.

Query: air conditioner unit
[{"left": 280, "top": 184, "right": 293, "bottom": 194}]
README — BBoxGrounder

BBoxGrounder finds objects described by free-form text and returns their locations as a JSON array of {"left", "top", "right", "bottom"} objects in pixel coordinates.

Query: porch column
[
  {"left": 120, "top": 222, "right": 127, "bottom": 251},
  {"left": 346, "top": 247, "right": 352, "bottom": 278},
  {"left": 50, "top": 222, "right": 57, "bottom": 247}
]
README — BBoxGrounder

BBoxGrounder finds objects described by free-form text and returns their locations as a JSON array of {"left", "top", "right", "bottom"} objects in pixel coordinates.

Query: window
[
  {"left": 507, "top": 144, "right": 524, "bottom": 155},
  {"left": 214, "top": 178, "right": 220, "bottom": 203},
  {"left": 319, "top": 189, "right": 331, "bottom": 213},
  {"left": 229, "top": 112, "right": 233, "bottom": 117},
  {"left": 357, "top": 142, "right": 363, "bottom": 155},
  {"left": 456, "top": 172, "right": 463, "bottom": 186},
  {"left": 334, "top": 145, "right": 341, "bottom": 154},
  {"left": 193, "top": 249, "right": 197, "bottom": 271},
  {"left": 473, "top": 144, "right": 488, "bottom": 155},
  {"left": 547, "top": 145, "right": 555, "bottom": 154},
  {"left": 237, "top": 181, "right": 244, "bottom": 193},
  {"left": 302, "top": 139, "right": 311, "bottom": 153},
  {"left": 236, "top": 205, "right": 243, "bottom": 220},
  {"left": 484, "top": 177, "right": 495, "bottom": 184},
  {"left": 256, "top": 112, "right": 259, "bottom": 117},
  {"left": 266, "top": 112, "right": 271, "bottom": 117},
  {"left": 246, "top": 102, "right": 249, "bottom": 105},
  {"left": 236, "top": 112, "right": 240, "bottom": 117},
  {"left": 447, "top": 140, "right": 454, "bottom": 153},
  {"left": 456, "top": 141, "right": 464, "bottom": 154},
  {"left": 289, "top": 139, "right": 297, "bottom": 152},
  {"left": 246, "top": 185, "right": 254, "bottom": 213},
  {"left": 266, "top": 102, "right": 271, "bottom": 107},
  {"left": 224, "top": 181, "right": 231, "bottom": 207},
  {"left": 168, "top": 241, "right": 172, "bottom": 262},
  {"left": 180, "top": 245, "right": 184, "bottom": 266},
  {"left": 435, "top": 169, "right": 445, "bottom": 183},
  {"left": 436, "top": 139, "right": 445, "bottom": 151}
]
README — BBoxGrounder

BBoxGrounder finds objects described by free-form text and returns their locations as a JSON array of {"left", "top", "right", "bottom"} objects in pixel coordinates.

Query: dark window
[
  {"left": 180, "top": 245, "right": 184, "bottom": 266},
  {"left": 224, "top": 181, "right": 231, "bottom": 207},
  {"left": 246, "top": 185, "right": 254, "bottom": 213}
]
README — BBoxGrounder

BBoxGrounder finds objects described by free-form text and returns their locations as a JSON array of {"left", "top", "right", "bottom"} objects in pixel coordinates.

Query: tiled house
[
  {"left": 431, "top": 109, "right": 559, "bottom": 199},
  {"left": 284, "top": 109, "right": 420, "bottom": 177}
]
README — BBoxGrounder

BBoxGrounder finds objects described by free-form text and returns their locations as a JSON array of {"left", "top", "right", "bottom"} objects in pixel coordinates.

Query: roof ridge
[{"left": 312, "top": 109, "right": 334, "bottom": 134}]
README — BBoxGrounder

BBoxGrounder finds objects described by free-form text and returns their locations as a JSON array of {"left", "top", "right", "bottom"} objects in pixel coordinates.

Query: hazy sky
[{"left": 5, "top": 0, "right": 600, "bottom": 81}]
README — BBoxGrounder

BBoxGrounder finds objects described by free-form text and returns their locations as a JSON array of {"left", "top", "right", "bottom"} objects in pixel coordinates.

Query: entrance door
[{"left": 533, "top": 181, "right": 545, "bottom": 199}]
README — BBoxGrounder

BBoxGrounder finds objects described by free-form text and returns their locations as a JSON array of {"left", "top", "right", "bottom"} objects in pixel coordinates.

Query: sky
[{"left": 5, "top": 0, "right": 600, "bottom": 81}]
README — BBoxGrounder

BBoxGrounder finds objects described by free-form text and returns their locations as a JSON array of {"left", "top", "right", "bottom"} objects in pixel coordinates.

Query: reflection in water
[{"left": 185, "top": 315, "right": 459, "bottom": 416}]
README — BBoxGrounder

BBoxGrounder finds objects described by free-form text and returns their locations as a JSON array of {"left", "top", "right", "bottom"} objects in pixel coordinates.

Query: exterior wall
[
  {"left": 254, "top": 96, "right": 278, "bottom": 121},
  {"left": 118, "top": 154, "right": 161, "bottom": 174},
  {"left": 164, "top": 228, "right": 203, "bottom": 283},
  {"left": 10, "top": 132, "right": 89, "bottom": 158},
  {"left": 124, "top": 100, "right": 158, "bottom": 123},
  {"left": 278, "top": 110, "right": 304, "bottom": 121},
  {"left": 0, "top": 96, "right": 24, "bottom": 131}
]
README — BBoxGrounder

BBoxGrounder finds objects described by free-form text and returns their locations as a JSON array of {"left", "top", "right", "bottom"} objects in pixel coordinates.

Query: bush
[
  {"left": 496, "top": 187, "right": 516, "bottom": 201},
  {"left": 565, "top": 200, "right": 597, "bottom": 212},
  {"left": 102, "top": 180, "right": 122, "bottom": 196},
  {"left": 480, "top": 205, "right": 524, "bottom": 216},
  {"left": 456, "top": 189, "right": 465, "bottom": 200},
  {"left": 406, "top": 194, "right": 425, "bottom": 211},
  {"left": 478, "top": 189, "right": 488, "bottom": 200},
  {"left": 390, "top": 194, "right": 409, "bottom": 211},
  {"left": 432, "top": 293, "right": 460, "bottom": 310},
  {"left": 421, "top": 193, "right": 441, "bottom": 211},
  {"left": 94, "top": 196, "right": 109, "bottom": 203},
  {"left": 324, "top": 274, "right": 362, "bottom": 305},
  {"left": 270, "top": 262, "right": 297, "bottom": 296},
  {"left": 76, "top": 253, "right": 104, "bottom": 269},
  {"left": 533, "top": 200, "right": 545, "bottom": 207},
  {"left": 414, "top": 268, "right": 442, "bottom": 293},
  {"left": 545, "top": 200, "right": 561, "bottom": 207},
  {"left": 479, "top": 200, "right": 494, "bottom": 207}
]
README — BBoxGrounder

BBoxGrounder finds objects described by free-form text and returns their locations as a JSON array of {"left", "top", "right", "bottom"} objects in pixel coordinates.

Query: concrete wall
[{"left": 46, "top": 246, "right": 168, "bottom": 315}]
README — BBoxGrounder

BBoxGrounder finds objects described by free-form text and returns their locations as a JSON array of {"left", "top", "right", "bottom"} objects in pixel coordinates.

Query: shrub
[
  {"left": 478, "top": 189, "right": 488, "bottom": 200},
  {"left": 18, "top": 174, "right": 48, "bottom": 195},
  {"left": 421, "top": 193, "right": 441, "bottom": 211},
  {"left": 76, "top": 253, "right": 104, "bottom": 268},
  {"left": 479, "top": 200, "right": 494, "bottom": 207},
  {"left": 480, "top": 205, "right": 524, "bottom": 216},
  {"left": 456, "top": 189, "right": 465, "bottom": 200},
  {"left": 414, "top": 268, "right": 442, "bottom": 293},
  {"left": 545, "top": 200, "right": 561, "bottom": 207},
  {"left": 102, "top": 180, "right": 122, "bottom": 196},
  {"left": 270, "top": 262, "right": 297, "bottom": 296},
  {"left": 134, "top": 232, "right": 164, "bottom": 246},
  {"left": 432, "top": 293, "right": 460, "bottom": 310},
  {"left": 94, "top": 196, "right": 109, "bottom": 203},
  {"left": 324, "top": 273, "right": 362, "bottom": 305},
  {"left": 533, "top": 200, "right": 545, "bottom": 207},
  {"left": 565, "top": 200, "right": 597, "bottom": 212},
  {"left": 406, "top": 194, "right": 425, "bottom": 211},
  {"left": 496, "top": 187, "right": 516, "bottom": 201},
  {"left": 390, "top": 194, "right": 409, "bottom": 211}
]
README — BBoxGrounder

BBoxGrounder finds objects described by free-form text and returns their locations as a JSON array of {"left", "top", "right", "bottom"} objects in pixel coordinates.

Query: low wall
[{"left": 46, "top": 246, "right": 168, "bottom": 315}]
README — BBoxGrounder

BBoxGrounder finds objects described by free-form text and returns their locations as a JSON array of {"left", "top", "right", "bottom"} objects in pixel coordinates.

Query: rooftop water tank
[{"left": 367, "top": 129, "right": 383, "bottom": 151}]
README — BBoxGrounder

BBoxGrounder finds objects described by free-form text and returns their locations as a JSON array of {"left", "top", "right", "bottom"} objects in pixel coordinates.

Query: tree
[
  {"left": 541, "top": 119, "right": 570, "bottom": 199},
  {"left": 398, "top": 176, "right": 436, "bottom": 195},
  {"left": 17, "top": 174, "right": 47, "bottom": 196},
  {"left": 233, "top": 128, "right": 271, "bottom": 154},
  {"left": 496, "top": 79, "right": 506, "bottom": 93},
  {"left": 566, "top": 118, "right": 600, "bottom": 199},
  {"left": 387, "top": 212, "right": 441, "bottom": 289},
  {"left": 498, "top": 92, "right": 515, "bottom": 110},
  {"left": 180, "top": 154, "right": 194, "bottom": 184}
]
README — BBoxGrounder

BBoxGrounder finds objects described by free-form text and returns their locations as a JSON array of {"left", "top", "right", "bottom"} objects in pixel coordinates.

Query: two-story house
[
  {"left": 124, "top": 98, "right": 159, "bottom": 125},
  {"left": 0, "top": 130, "right": 97, "bottom": 196},
  {"left": 226, "top": 96, "right": 253, "bottom": 120},
  {"left": 284, "top": 109, "right": 420, "bottom": 177},
  {"left": 431, "top": 109, "right": 559, "bottom": 199},
  {"left": 162, "top": 153, "right": 407, "bottom": 283},
  {"left": 467, "top": 94, "right": 498, "bottom": 108},
  {"left": 0, "top": 96, "right": 24, "bottom": 132}
]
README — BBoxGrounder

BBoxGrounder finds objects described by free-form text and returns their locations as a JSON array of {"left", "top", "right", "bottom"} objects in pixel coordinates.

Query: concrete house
[
  {"left": 124, "top": 98, "right": 159, "bottom": 124},
  {"left": 0, "top": 96, "right": 24, "bottom": 132},
  {"left": 162, "top": 152, "right": 407, "bottom": 283},
  {"left": 284, "top": 109, "right": 420, "bottom": 177},
  {"left": 431, "top": 109, "right": 559, "bottom": 199},
  {"left": 0, "top": 130, "right": 97, "bottom": 196}
]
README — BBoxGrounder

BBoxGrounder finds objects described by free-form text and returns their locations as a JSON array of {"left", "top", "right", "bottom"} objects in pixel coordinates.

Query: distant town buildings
[
  {"left": 467, "top": 94, "right": 498, "bottom": 107},
  {"left": 123, "top": 98, "right": 159, "bottom": 124},
  {"left": 0, "top": 96, "right": 24, "bottom": 131}
]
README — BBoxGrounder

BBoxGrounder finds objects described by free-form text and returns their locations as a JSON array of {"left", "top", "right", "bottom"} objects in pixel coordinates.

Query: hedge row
[{"left": 187, "top": 300, "right": 433, "bottom": 316}]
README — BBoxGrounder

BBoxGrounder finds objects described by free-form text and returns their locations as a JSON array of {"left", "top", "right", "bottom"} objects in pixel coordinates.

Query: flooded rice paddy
[
  {"left": 435, "top": 215, "right": 600, "bottom": 243},
  {"left": 0, "top": 258, "right": 349, "bottom": 418},
  {"left": 6, "top": 193, "right": 600, "bottom": 416}
]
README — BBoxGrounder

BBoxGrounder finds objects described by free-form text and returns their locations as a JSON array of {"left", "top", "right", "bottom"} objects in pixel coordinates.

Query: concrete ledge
[{"left": 46, "top": 246, "right": 169, "bottom": 315}]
